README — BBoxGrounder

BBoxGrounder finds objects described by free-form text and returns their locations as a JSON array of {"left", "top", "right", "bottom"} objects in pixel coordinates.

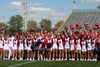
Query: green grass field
[{"left": 0, "top": 60, "right": 99, "bottom": 67}]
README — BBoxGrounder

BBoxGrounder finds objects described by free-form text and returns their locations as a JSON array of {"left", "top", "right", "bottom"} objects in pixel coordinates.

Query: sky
[{"left": 0, "top": 0, "right": 100, "bottom": 27}]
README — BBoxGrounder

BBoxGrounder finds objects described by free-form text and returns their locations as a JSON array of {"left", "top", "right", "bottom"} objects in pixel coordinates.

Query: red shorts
[{"left": 0, "top": 48, "right": 3, "bottom": 50}]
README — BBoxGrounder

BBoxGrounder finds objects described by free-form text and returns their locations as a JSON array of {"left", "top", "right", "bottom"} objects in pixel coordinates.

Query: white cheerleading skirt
[
  {"left": 13, "top": 45, "right": 17, "bottom": 50},
  {"left": 19, "top": 44, "right": 24, "bottom": 50},
  {"left": 70, "top": 45, "right": 74, "bottom": 50},
  {"left": 76, "top": 44, "right": 81, "bottom": 50},
  {"left": 39, "top": 44, "right": 44, "bottom": 50},
  {"left": 65, "top": 43, "right": 70, "bottom": 49},
  {"left": 4, "top": 44, "right": 9, "bottom": 50},
  {"left": 87, "top": 44, "right": 92, "bottom": 50},
  {"left": 59, "top": 44, "right": 64, "bottom": 50},
  {"left": 82, "top": 45, "right": 86, "bottom": 52},
  {"left": 91, "top": 44, "right": 95, "bottom": 50},
  {"left": 24, "top": 44, "right": 28, "bottom": 50},
  {"left": 52, "top": 43, "right": 58, "bottom": 49},
  {"left": 28, "top": 45, "right": 31, "bottom": 50}
]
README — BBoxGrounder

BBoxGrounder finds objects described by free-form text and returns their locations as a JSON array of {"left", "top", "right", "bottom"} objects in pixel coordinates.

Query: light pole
[{"left": 22, "top": 0, "right": 28, "bottom": 32}]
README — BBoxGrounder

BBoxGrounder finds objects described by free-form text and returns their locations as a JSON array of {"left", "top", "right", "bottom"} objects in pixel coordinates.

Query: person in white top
[
  {"left": 52, "top": 35, "right": 58, "bottom": 60},
  {"left": 8, "top": 34, "right": 15, "bottom": 60},
  {"left": 81, "top": 37, "right": 87, "bottom": 61},
  {"left": 12, "top": 37, "right": 18, "bottom": 60},
  {"left": 70, "top": 36, "right": 75, "bottom": 60},
  {"left": 76, "top": 36, "right": 81, "bottom": 60},
  {"left": 3, "top": 36, "right": 9, "bottom": 60},
  {"left": 0, "top": 37, "right": 3, "bottom": 60},
  {"left": 18, "top": 36, "right": 24, "bottom": 60},
  {"left": 58, "top": 35, "right": 64, "bottom": 60},
  {"left": 87, "top": 35, "right": 92, "bottom": 61},
  {"left": 65, "top": 33, "right": 70, "bottom": 60},
  {"left": 27, "top": 36, "right": 32, "bottom": 60}
]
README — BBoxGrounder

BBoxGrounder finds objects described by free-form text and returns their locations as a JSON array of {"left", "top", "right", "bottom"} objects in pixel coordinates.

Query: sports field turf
[{"left": 0, "top": 60, "right": 99, "bottom": 67}]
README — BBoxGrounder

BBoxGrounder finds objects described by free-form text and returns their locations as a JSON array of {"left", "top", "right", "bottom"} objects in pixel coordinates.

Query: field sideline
[{"left": 0, "top": 60, "right": 100, "bottom": 67}]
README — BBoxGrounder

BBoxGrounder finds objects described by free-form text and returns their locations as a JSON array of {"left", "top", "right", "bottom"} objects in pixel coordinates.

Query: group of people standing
[{"left": 0, "top": 29, "right": 100, "bottom": 61}]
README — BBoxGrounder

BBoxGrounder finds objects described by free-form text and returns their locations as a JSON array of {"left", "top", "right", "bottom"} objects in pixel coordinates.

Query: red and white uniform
[
  {"left": 65, "top": 37, "right": 70, "bottom": 49},
  {"left": 47, "top": 39, "right": 52, "bottom": 50},
  {"left": 91, "top": 38, "right": 96, "bottom": 50},
  {"left": 8, "top": 37, "right": 14, "bottom": 47},
  {"left": 24, "top": 39, "right": 28, "bottom": 50},
  {"left": 19, "top": 40, "right": 24, "bottom": 50},
  {"left": 70, "top": 39, "right": 75, "bottom": 50},
  {"left": 27, "top": 40, "right": 32, "bottom": 50},
  {"left": 52, "top": 38, "right": 58, "bottom": 49},
  {"left": 40, "top": 39, "right": 44, "bottom": 50},
  {"left": 58, "top": 39, "right": 64, "bottom": 50},
  {"left": 87, "top": 39, "right": 92, "bottom": 50},
  {"left": 3, "top": 40, "right": 9, "bottom": 50},
  {"left": 81, "top": 40, "right": 86, "bottom": 52},
  {"left": 76, "top": 39, "right": 81, "bottom": 50},
  {"left": 0, "top": 40, "right": 3, "bottom": 50},
  {"left": 13, "top": 40, "right": 18, "bottom": 50},
  {"left": 34, "top": 39, "right": 38, "bottom": 50}
]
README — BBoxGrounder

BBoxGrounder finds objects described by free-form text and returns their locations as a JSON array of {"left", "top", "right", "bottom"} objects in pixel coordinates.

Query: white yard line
[{"left": 8, "top": 61, "right": 36, "bottom": 67}]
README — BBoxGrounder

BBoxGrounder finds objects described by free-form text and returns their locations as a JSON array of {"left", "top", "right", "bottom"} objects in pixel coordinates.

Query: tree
[
  {"left": 0, "top": 22, "right": 8, "bottom": 34},
  {"left": 40, "top": 19, "right": 52, "bottom": 32},
  {"left": 8, "top": 15, "right": 23, "bottom": 34},
  {"left": 27, "top": 20, "right": 40, "bottom": 32},
  {"left": 55, "top": 20, "right": 64, "bottom": 28},
  {"left": 97, "top": 5, "right": 100, "bottom": 9}
]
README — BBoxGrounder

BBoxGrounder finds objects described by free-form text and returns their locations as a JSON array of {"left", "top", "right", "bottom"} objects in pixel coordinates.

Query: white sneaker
[
  {"left": 30, "top": 59, "right": 32, "bottom": 60},
  {"left": 20, "top": 58, "right": 23, "bottom": 60},
  {"left": 49, "top": 58, "right": 50, "bottom": 60},
  {"left": 65, "top": 58, "right": 67, "bottom": 60},
  {"left": 33, "top": 58, "right": 34, "bottom": 60},
  {"left": 52, "top": 58, "right": 54, "bottom": 60},
  {"left": 3, "top": 58, "right": 5, "bottom": 60},
  {"left": 56, "top": 58, "right": 58, "bottom": 60},
  {"left": 38, "top": 58, "right": 39, "bottom": 60},
  {"left": 27, "top": 58, "right": 29, "bottom": 60},
  {"left": 62, "top": 58, "right": 63, "bottom": 60},
  {"left": 59, "top": 58, "right": 61, "bottom": 60},
  {"left": 12, "top": 58, "right": 14, "bottom": 60}
]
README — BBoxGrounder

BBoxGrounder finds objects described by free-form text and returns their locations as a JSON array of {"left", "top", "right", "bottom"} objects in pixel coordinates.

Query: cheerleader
[
  {"left": 58, "top": 35, "right": 64, "bottom": 60},
  {"left": 91, "top": 35, "right": 96, "bottom": 60},
  {"left": 34, "top": 35, "right": 41, "bottom": 60},
  {"left": 76, "top": 36, "right": 81, "bottom": 60},
  {"left": 87, "top": 35, "right": 92, "bottom": 61},
  {"left": 81, "top": 37, "right": 87, "bottom": 61},
  {"left": 40, "top": 35, "right": 44, "bottom": 60},
  {"left": 43, "top": 37, "right": 48, "bottom": 60},
  {"left": 27, "top": 36, "right": 32, "bottom": 60},
  {"left": 8, "top": 34, "right": 14, "bottom": 60},
  {"left": 47, "top": 36, "right": 53, "bottom": 60},
  {"left": 18, "top": 36, "right": 24, "bottom": 60},
  {"left": 52, "top": 35, "right": 58, "bottom": 60},
  {"left": 23, "top": 36, "right": 28, "bottom": 60},
  {"left": 12, "top": 37, "right": 18, "bottom": 60},
  {"left": 3, "top": 36, "right": 9, "bottom": 60},
  {"left": 33, "top": 35, "right": 37, "bottom": 60},
  {"left": 65, "top": 33, "right": 70, "bottom": 60},
  {"left": 70, "top": 36, "right": 75, "bottom": 60},
  {"left": 0, "top": 37, "right": 3, "bottom": 60}
]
